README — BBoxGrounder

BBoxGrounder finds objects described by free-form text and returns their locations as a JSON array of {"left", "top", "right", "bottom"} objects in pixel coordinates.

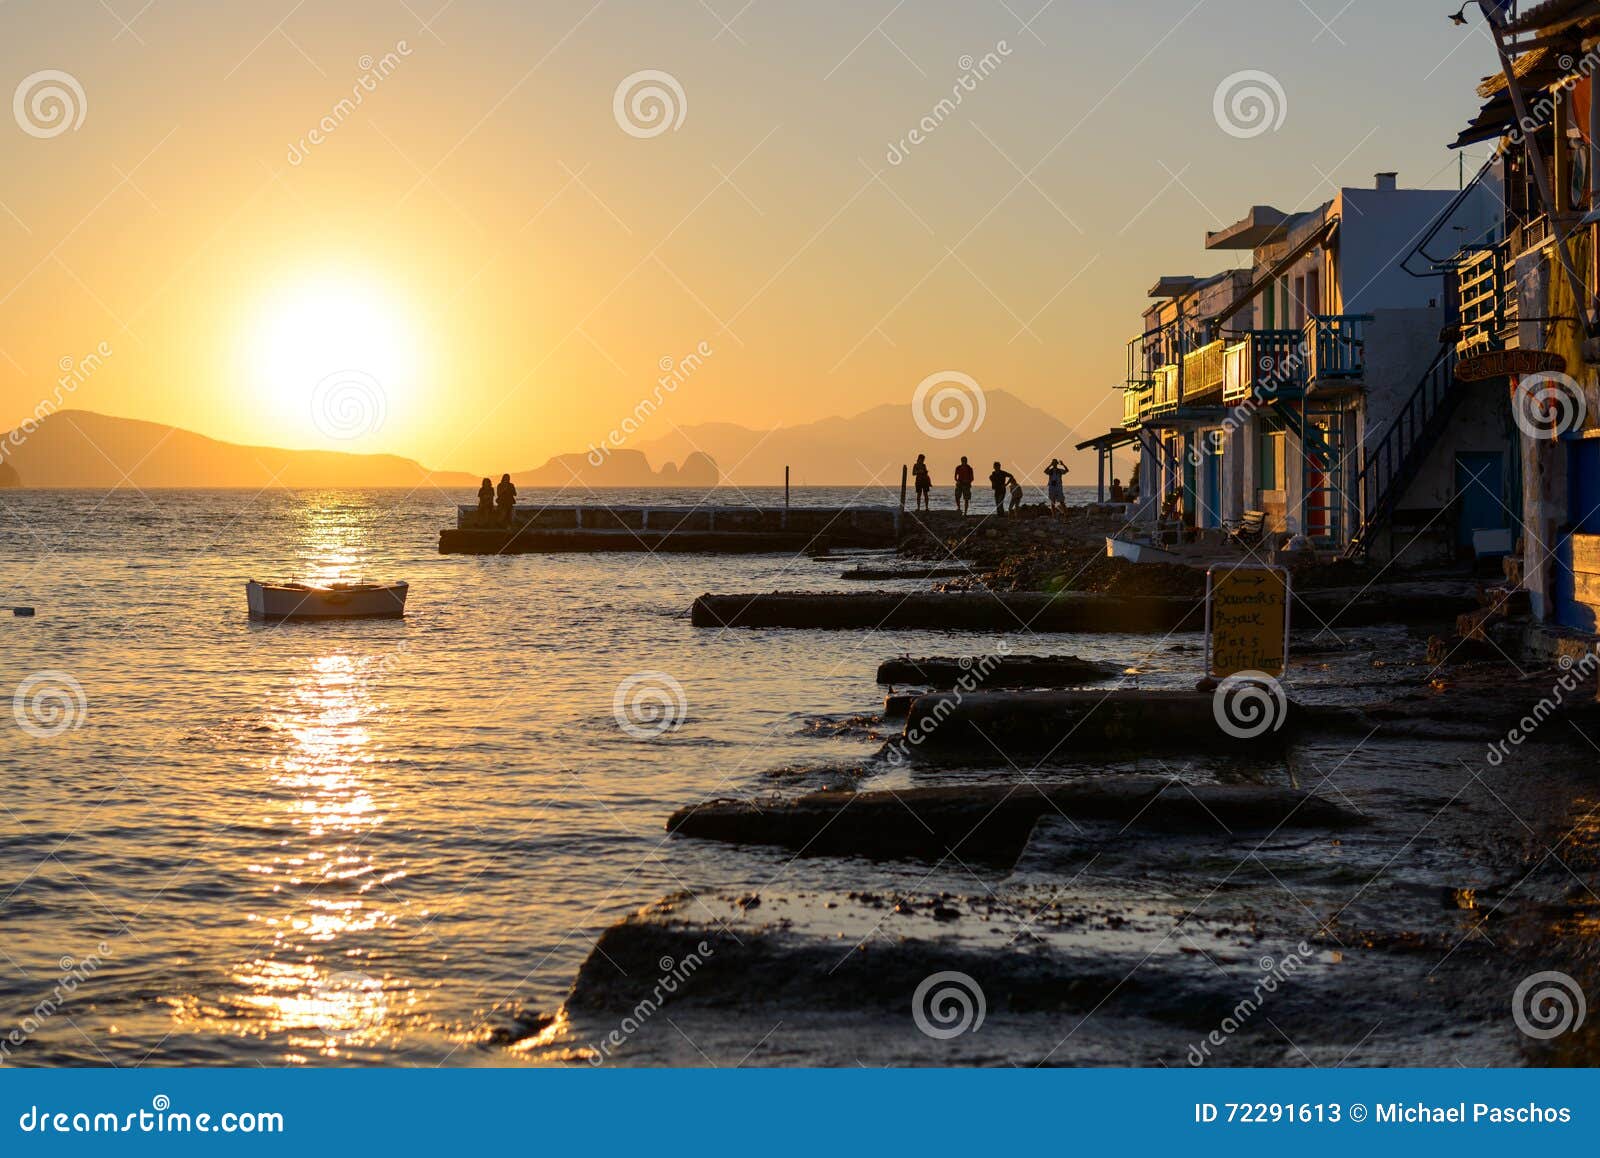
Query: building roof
[
  {"left": 1147, "top": 275, "right": 1201, "bottom": 298},
  {"left": 1074, "top": 429, "right": 1137, "bottom": 453},
  {"left": 1204, "top": 205, "right": 1297, "bottom": 250},
  {"left": 1501, "top": 0, "right": 1600, "bottom": 35},
  {"left": 1451, "top": 42, "right": 1569, "bottom": 148},
  {"left": 1145, "top": 269, "right": 1242, "bottom": 300}
]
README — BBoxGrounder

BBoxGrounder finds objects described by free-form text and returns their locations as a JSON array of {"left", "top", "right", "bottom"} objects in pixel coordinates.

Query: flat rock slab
[
  {"left": 691, "top": 591, "right": 1202, "bottom": 632},
  {"left": 876, "top": 654, "right": 1122, "bottom": 689},
  {"left": 691, "top": 583, "right": 1477, "bottom": 632},
  {"left": 898, "top": 689, "right": 1299, "bottom": 757},
  {"left": 841, "top": 565, "right": 971, "bottom": 580},
  {"left": 666, "top": 777, "right": 1362, "bottom": 865}
]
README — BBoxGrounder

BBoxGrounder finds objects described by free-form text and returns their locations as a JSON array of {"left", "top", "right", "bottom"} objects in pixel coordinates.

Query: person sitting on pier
[
  {"left": 476, "top": 477, "right": 495, "bottom": 523},
  {"left": 1044, "top": 458, "right": 1070, "bottom": 515},
  {"left": 1110, "top": 476, "right": 1126, "bottom": 503},
  {"left": 989, "top": 462, "right": 1016, "bottom": 516},
  {"left": 495, "top": 473, "right": 517, "bottom": 526},
  {"left": 912, "top": 454, "right": 932, "bottom": 511},
  {"left": 953, "top": 457, "right": 974, "bottom": 515}
]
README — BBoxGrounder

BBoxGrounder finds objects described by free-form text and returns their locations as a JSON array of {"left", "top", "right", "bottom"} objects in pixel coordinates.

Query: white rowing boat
[{"left": 246, "top": 580, "right": 408, "bottom": 621}]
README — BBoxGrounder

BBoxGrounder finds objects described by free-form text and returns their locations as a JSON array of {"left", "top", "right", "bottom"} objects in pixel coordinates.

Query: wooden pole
[
  {"left": 900, "top": 464, "right": 908, "bottom": 511},
  {"left": 785, "top": 465, "right": 790, "bottom": 509}
]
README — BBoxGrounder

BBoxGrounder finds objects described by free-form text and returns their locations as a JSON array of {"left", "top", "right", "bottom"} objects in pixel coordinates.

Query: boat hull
[{"left": 246, "top": 581, "right": 408, "bottom": 621}]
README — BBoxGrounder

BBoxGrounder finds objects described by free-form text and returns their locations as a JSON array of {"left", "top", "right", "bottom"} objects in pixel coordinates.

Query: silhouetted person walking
[
  {"left": 953, "top": 457, "right": 974, "bottom": 515},
  {"left": 912, "top": 454, "right": 932, "bottom": 511},
  {"left": 989, "top": 462, "right": 1016, "bottom": 516},
  {"left": 495, "top": 473, "right": 517, "bottom": 526}
]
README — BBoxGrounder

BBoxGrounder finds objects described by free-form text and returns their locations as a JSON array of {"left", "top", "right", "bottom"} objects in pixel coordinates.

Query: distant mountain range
[
  {"left": 634, "top": 389, "right": 1097, "bottom": 486},
  {"left": 0, "top": 411, "right": 718, "bottom": 489},
  {"left": 0, "top": 390, "right": 1098, "bottom": 490}
]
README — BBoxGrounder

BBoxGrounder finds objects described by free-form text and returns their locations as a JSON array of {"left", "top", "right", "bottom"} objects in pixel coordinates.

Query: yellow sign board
[{"left": 1206, "top": 565, "right": 1289, "bottom": 678}]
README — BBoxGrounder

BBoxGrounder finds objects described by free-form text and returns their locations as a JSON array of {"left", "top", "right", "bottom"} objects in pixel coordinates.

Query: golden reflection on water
[{"left": 174, "top": 647, "right": 411, "bottom": 1055}]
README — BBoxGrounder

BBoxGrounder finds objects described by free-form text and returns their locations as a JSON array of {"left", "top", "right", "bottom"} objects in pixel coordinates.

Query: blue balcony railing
[
  {"left": 1221, "top": 329, "right": 1305, "bottom": 405},
  {"left": 1304, "top": 314, "right": 1370, "bottom": 384}
]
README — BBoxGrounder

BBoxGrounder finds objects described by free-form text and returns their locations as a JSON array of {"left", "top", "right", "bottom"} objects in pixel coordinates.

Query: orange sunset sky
[{"left": 1, "top": 1, "right": 1502, "bottom": 476}]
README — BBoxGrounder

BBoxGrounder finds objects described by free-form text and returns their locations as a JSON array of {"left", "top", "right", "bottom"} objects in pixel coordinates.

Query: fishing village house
[
  {"left": 1445, "top": 0, "right": 1600, "bottom": 633},
  {"left": 1111, "top": 173, "right": 1504, "bottom": 563}
]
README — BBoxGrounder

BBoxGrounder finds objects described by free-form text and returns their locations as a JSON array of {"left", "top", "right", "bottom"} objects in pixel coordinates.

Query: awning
[
  {"left": 1501, "top": 0, "right": 1600, "bottom": 36},
  {"left": 1452, "top": 45, "right": 1569, "bottom": 149},
  {"left": 1075, "top": 429, "right": 1137, "bottom": 453},
  {"left": 1207, "top": 215, "right": 1339, "bottom": 332}
]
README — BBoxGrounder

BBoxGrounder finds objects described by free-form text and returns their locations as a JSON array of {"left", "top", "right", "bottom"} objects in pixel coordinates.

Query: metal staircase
[
  {"left": 1343, "top": 343, "right": 1462, "bottom": 558},
  {"left": 1266, "top": 400, "right": 1347, "bottom": 546}
]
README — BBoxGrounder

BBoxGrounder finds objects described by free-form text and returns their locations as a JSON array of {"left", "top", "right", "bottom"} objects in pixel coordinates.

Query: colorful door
[
  {"left": 1201, "top": 437, "right": 1222, "bottom": 528},
  {"left": 1454, "top": 451, "right": 1506, "bottom": 549}
]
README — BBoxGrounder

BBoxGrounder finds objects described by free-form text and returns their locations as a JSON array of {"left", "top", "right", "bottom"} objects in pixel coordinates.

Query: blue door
[
  {"left": 1454, "top": 452, "right": 1506, "bottom": 549},
  {"left": 1201, "top": 442, "right": 1221, "bottom": 528}
]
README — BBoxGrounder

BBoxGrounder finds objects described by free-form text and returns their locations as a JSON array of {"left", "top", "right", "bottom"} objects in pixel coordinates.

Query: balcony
[
  {"left": 1181, "top": 339, "right": 1226, "bottom": 404},
  {"left": 1122, "top": 385, "right": 1149, "bottom": 428},
  {"left": 1454, "top": 243, "right": 1517, "bottom": 354},
  {"left": 1149, "top": 364, "right": 1180, "bottom": 416},
  {"left": 1304, "top": 314, "right": 1370, "bottom": 387},
  {"left": 1221, "top": 330, "right": 1305, "bottom": 405}
]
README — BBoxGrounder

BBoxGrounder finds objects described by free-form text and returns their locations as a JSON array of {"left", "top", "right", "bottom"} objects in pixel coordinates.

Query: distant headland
[{"left": 0, "top": 410, "right": 720, "bottom": 490}]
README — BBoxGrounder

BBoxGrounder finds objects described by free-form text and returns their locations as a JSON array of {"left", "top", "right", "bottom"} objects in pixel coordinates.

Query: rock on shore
[{"left": 666, "top": 778, "right": 1363, "bottom": 864}]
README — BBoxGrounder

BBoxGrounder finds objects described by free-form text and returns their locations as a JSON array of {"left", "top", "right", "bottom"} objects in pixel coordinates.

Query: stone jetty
[{"left": 439, "top": 503, "right": 902, "bottom": 554}]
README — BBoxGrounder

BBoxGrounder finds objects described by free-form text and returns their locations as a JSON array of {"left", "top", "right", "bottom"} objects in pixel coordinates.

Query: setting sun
[{"left": 246, "top": 274, "right": 423, "bottom": 443}]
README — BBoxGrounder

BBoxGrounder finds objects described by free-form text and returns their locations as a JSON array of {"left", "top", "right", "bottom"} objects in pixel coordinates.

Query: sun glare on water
[{"left": 247, "top": 274, "right": 423, "bottom": 443}]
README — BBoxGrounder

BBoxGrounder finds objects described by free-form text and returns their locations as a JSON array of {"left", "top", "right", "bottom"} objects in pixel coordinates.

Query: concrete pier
[{"left": 440, "top": 504, "right": 902, "bottom": 554}]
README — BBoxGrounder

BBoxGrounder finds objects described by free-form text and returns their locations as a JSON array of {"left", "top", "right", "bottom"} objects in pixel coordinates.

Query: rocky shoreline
[{"left": 509, "top": 508, "right": 1600, "bottom": 1068}]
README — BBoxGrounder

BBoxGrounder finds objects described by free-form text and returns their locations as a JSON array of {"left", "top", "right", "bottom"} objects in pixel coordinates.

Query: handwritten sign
[
  {"left": 1206, "top": 564, "right": 1289, "bottom": 678},
  {"left": 1455, "top": 348, "right": 1566, "bottom": 383}
]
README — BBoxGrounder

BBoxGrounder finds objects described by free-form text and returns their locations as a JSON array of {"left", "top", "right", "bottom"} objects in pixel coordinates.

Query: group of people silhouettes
[
  {"left": 910, "top": 455, "right": 1070, "bottom": 516},
  {"left": 476, "top": 474, "right": 518, "bottom": 525}
]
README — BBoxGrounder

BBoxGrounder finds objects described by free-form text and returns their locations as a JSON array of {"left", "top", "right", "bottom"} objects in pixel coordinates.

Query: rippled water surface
[{"left": 2, "top": 485, "right": 1164, "bottom": 1066}]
